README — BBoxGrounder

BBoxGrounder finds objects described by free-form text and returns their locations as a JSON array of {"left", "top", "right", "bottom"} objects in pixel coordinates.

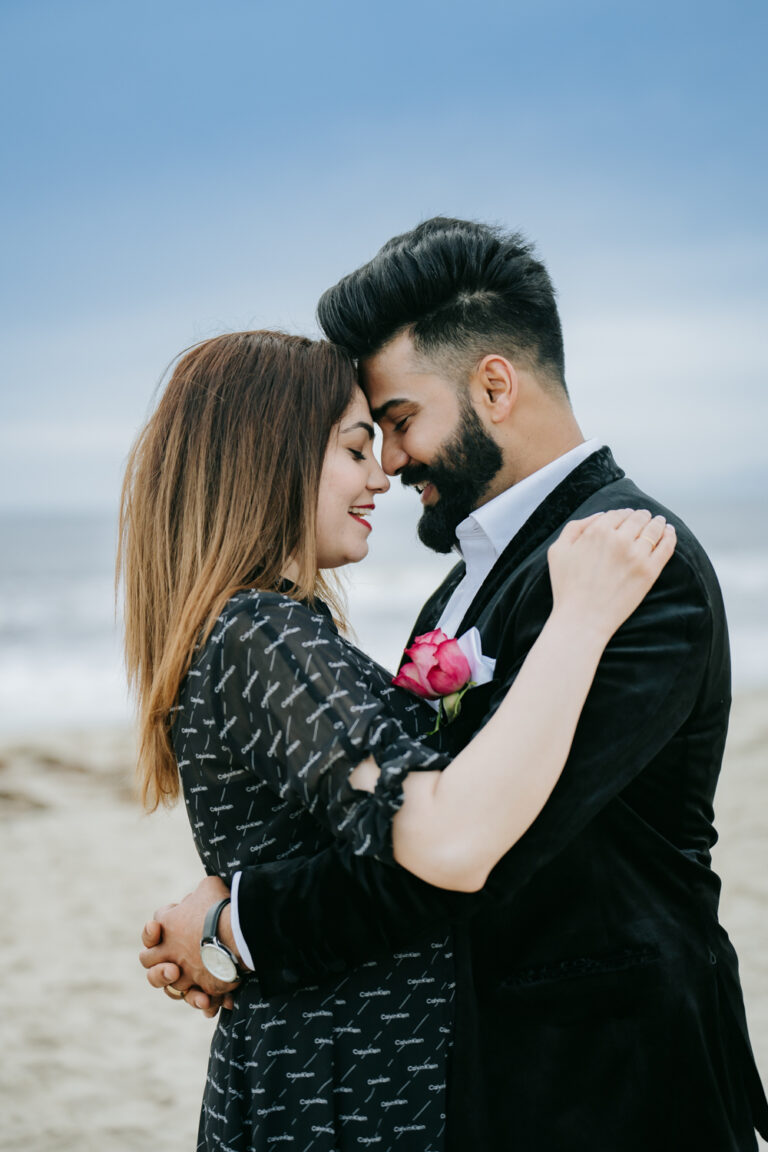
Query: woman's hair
[{"left": 118, "top": 330, "right": 358, "bottom": 811}]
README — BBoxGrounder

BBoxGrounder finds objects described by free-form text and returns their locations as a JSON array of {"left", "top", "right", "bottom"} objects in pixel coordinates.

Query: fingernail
[{"left": 164, "top": 966, "right": 175, "bottom": 980}]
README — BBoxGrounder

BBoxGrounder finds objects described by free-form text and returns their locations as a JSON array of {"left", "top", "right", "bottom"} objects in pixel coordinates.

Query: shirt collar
[{"left": 455, "top": 438, "right": 605, "bottom": 561}]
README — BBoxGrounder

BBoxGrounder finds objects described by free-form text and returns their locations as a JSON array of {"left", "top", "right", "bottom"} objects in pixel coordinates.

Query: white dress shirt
[
  {"left": 230, "top": 871, "right": 253, "bottom": 969},
  {"left": 437, "top": 439, "right": 604, "bottom": 638},
  {"left": 230, "top": 438, "right": 604, "bottom": 970}
]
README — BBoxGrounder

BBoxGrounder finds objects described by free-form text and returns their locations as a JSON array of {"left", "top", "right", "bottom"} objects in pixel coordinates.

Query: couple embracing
[{"left": 122, "top": 218, "right": 768, "bottom": 1151}]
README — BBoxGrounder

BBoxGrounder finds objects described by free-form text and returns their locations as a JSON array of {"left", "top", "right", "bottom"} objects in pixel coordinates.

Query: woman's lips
[{"left": 349, "top": 506, "right": 374, "bottom": 530}]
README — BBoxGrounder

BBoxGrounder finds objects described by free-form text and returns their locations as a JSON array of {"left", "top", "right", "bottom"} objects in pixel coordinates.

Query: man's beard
[{"left": 400, "top": 399, "right": 503, "bottom": 554}]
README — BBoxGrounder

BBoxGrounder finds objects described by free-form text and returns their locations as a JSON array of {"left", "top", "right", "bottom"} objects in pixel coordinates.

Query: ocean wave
[{"left": 1, "top": 514, "right": 766, "bottom": 730}]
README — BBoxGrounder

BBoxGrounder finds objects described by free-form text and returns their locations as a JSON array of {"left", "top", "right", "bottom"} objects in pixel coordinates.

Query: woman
[{"left": 119, "top": 331, "right": 673, "bottom": 1151}]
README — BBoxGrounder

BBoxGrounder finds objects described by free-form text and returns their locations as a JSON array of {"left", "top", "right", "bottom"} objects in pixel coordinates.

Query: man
[{"left": 141, "top": 218, "right": 767, "bottom": 1150}]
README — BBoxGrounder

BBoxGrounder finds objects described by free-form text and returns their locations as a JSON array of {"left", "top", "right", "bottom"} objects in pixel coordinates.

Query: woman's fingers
[
  {"left": 612, "top": 508, "right": 654, "bottom": 541},
  {"left": 608, "top": 510, "right": 676, "bottom": 567},
  {"left": 631, "top": 513, "right": 668, "bottom": 548},
  {"left": 548, "top": 506, "right": 677, "bottom": 640},
  {"left": 590, "top": 507, "right": 638, "bottom": 533},
  {"left": 558, "top": 512, "right": 605, "bottom": 545},
  {"left": 560, "top": 509, "right": 636, "bottom": 545},
  {"left": 565, "top": 508, "right": 672, "bottom": 549},
  {"left": 646, "top": 523, "right": 677, "bottom": 570},
  {"left": 554, "top": 509, "right": 650, "bottom": 553}
]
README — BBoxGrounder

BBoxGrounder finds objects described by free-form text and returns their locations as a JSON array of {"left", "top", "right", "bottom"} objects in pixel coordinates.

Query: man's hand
[
  {"left": 140, "top": 920, "right": 236, "bottom": 1017},
  {"left": 139, "top": 874, "right": 241, "bottom": 1012}
]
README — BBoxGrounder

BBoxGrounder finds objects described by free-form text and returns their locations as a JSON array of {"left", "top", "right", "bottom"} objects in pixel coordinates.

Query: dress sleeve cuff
[
  {"left": 338, "top": 742, "right": 447, "bottom": 864},
  {"left": 230, "top": 871, "right": 255, "bottom": 971}
]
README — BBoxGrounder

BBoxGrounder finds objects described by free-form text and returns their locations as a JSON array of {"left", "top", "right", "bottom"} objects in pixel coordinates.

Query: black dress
[{"left": 173, "top": 590, "right": 456, "bottom": 1152}]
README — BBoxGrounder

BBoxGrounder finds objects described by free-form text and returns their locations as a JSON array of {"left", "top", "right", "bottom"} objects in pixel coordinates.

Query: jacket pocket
[{"left": 498, "top": 944, "right": 665, "bottom": 1022}]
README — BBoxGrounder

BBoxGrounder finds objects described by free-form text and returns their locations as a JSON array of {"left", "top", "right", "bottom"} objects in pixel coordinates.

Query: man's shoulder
[
  {"left": 483, "top": 473, "right": 723, "bottom": 623},
  {"left": 577, "top": 478, "right": 721, "bottom": 592}
]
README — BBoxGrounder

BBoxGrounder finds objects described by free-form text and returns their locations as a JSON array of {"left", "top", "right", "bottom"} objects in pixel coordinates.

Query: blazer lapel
[
  {"left": 456, "top": 446, "right": 625, "bottom": 635},
  {"left": 400, "top": 447, "right": 624, "bottom": 660},
  {"left": 404, "top": 560, "right": 465, "bottom": 650}
]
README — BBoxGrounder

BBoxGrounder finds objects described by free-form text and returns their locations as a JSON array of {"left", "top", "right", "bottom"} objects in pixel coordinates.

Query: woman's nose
[{"left": 369, "top": 457, "right": 390, "bottom": 494}]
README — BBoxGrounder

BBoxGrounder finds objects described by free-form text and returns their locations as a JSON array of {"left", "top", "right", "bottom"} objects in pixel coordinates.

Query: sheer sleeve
[{"left": 206, "top": 591, "right": 448, "bottom": 862}]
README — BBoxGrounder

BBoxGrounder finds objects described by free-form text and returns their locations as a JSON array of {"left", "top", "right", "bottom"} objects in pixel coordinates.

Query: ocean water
[{"left": 1, "top": 493, "right": 766, "bottom": 733}]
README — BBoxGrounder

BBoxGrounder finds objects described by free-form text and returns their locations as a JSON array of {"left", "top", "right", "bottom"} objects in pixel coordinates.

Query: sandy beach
[{"left": 1, "top": 693, "right": 766, "bottom": 1152}]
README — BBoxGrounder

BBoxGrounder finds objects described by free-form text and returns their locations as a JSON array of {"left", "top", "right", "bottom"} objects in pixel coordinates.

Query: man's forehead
[
  {"left": 361, "top": 330, "right": 433, "bottom": 382},
  {"left": 361, "top": 338, "right": 443, "bottom": 405},
  {"left": 361, "top": 371, "right": 431, "bottom": 425}
]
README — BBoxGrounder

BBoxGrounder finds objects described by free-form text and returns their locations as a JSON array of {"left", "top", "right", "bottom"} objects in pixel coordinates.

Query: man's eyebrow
[
  {"left": 369, "top": 398, "right": 412, "bottom": 422},
  {"left": 341, "top": 420, "right": 375, "bottom": 439}
]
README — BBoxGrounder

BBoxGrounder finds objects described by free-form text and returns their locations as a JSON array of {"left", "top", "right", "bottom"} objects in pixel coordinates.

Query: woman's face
[{"left": 316, "top": 387, "right": 390, "bottom": 568}]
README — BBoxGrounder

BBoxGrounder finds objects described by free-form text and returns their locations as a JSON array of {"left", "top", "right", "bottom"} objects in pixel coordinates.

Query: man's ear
[{"left": 469, "top": 355, "right": 518, "bottom": 424}]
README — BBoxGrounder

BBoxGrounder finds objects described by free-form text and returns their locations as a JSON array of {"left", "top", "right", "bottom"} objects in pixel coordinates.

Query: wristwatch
[{"left": 200, "top": 897, "right": 242, "bottom": 982}]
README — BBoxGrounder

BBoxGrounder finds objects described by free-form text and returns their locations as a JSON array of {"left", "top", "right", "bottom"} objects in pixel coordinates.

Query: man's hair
[{"left": 317, "top": 216, "right": 567, "bottom": 393}]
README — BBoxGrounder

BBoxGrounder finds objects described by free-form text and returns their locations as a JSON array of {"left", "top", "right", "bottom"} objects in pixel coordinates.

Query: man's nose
[{"left": 381, "top": 437, "right": 410, "bottom": 476}]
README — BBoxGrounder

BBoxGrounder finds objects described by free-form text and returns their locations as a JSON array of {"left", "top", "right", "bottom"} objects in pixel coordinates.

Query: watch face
[{"left": 200, "top": 941, "right": 237, "bottom": 982}]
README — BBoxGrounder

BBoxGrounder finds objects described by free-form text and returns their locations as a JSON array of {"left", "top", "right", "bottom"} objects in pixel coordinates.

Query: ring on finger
[
  {"left": 164, "top": 985, "right": 186, "bottom": 1001},
  {"left": 640, "top": 532, "right": 661, "bottom": 548}
]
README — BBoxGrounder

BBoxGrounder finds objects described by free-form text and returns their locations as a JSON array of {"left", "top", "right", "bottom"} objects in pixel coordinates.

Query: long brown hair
[{"left": 118, "top": 331, "right": 358, "bottom": 810}]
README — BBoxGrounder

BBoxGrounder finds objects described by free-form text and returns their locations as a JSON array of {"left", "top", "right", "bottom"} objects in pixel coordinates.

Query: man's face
[{"left": 362, "top": 333, "right": 503, "bottom": 553}]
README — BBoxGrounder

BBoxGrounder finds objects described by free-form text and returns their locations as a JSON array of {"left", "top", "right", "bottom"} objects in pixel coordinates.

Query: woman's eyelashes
[{"left": 348, "top": 448, "right": 367, "bottom": 461}]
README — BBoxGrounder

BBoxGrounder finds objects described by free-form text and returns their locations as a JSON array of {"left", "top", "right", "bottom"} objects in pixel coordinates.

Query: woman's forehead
[{"left": 342, "top": 386, "right": 373, "bottom": 424}]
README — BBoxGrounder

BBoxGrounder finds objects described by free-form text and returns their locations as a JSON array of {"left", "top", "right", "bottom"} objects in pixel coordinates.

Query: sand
[{"left": 1, "top": 694, "right": 766, "bottom": 1151}]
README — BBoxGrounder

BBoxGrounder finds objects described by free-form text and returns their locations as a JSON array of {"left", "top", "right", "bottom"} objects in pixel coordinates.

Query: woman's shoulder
[
  {"left": 188, "top": 588, "right": 340, "bottom": 688},
  {"left": 212, "top": 589, "right": 337, "bottom": 652}
]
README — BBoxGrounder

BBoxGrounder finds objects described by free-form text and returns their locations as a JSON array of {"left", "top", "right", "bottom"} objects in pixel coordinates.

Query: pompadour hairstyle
[{"left": 317, "top": 217, "right": 566, "bottom": 391}]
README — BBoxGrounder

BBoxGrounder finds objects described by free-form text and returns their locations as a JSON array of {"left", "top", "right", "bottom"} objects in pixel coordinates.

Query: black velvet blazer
[{"left": 237, "top": 448, "right": 768, "bottom": 1152}]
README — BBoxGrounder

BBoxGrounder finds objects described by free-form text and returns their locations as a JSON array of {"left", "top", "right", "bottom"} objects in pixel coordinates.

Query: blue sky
[{"left": 1, "top": 0, "right": 766, "bottom": 509}]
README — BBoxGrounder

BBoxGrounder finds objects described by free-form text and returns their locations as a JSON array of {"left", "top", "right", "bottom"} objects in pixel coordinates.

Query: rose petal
[
  {"left": 416, "top": 629, "right": 449, "bottom": 646},
  {"left": 392, "top": 661, "right": 439, "bottom": 698},
  {"left": 404, "top": 638, "right": 437, "bottom": 659},
  {"left": 428, "top": 639, "right": 472, "bottom": 695},
  {"left": 407, "top": 643, "right": 439, "bottom": 675}
]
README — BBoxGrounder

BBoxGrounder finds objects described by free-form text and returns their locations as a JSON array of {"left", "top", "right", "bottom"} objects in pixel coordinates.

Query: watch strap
[{"left": 202, "top": 897, "right": 232, "bottom": 943}]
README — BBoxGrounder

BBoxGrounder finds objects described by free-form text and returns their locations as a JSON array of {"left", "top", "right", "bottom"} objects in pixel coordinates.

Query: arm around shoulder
[
  {"left": 482, "top": 540, "right": 718, "bottom": 901},
  {"left": 384, "top": 510, "right": 683, "bottom": 891}
]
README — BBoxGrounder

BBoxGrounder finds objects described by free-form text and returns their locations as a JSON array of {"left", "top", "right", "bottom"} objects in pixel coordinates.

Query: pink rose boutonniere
[{"left": 392, "top": 626, "right": 495, "bottom": 729}]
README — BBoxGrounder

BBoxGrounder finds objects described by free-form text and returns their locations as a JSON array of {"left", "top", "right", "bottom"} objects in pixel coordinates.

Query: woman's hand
[
  {"left": 547, "top": 509, "right": 676, "bottom": 643},
  {"left": 388, "top": 508, "right": 677, "bottom": 892}
]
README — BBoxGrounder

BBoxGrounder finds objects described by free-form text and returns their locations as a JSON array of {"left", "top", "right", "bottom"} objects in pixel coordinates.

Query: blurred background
[{"left": 1, "top": 1, "right": 766, "bottom": 1148}]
